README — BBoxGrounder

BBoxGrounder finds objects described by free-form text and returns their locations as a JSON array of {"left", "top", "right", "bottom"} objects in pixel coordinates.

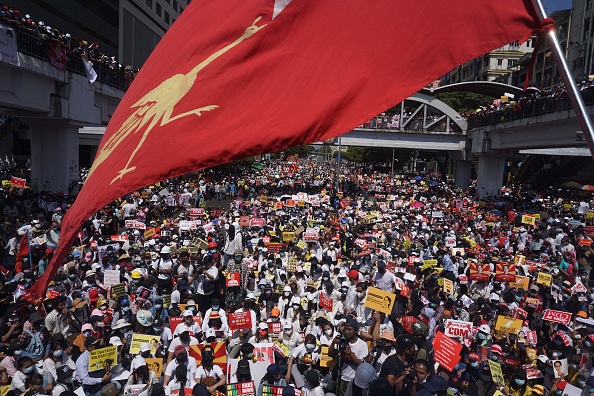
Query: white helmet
[{"left": 161, "top": 246, "right": 171, "bottom": 254}]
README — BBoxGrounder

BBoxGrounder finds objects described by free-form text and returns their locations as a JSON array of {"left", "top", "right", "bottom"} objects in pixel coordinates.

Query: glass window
[
  {"left": 497, "top": 59, "right": 503, "bottom": 66},
  {"left": 173, "top": 0, "right": 178, "bottom": 11},
  {"left": 164, "top": 11, "right": 170, "bottom": 24},
  {"left": 146, "top": 0, "right": 153, "bottom": 7},
  {"left": 156, "top": 2, "right": 162, "bottom": 16}
]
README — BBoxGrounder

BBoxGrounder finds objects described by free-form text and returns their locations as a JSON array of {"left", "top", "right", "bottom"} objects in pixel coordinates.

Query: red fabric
[
  {"left": 15, "top": 232, "right": 29, "bottom": 267},
  {"left": 31, "top": 0, "right": 540, "bottom": 297}
]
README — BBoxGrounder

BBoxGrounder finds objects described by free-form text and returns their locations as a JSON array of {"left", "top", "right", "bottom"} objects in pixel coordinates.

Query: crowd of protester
[
  {"left": 0, "top": 157, "right": 593, "bottom": 396},
  {"left": 0, "top": 2, "right": 137, "bottom": 82}
]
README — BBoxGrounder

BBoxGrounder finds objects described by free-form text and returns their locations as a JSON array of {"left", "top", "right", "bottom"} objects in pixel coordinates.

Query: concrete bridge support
[
  {"left": 476, "top": 155, "right": 506, "bottom": 199},
  {"left": 454, "top": 160, "right": 472, "bottom": 190}
]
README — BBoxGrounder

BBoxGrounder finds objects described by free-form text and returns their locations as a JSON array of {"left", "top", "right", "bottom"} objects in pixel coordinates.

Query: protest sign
[
  {"left": 227, "top": 382, "right": 256, "bottom": 396},
  {"left": 229, "top": 311, "right": 253, "bottom": 330},
  {"left": 526, "top": 330, "right": 537, "bottom": 345},
  {"left": 469, "top": 261, "right": 490, "bottom": 281},
  {"left": 488, "top": 360, "right": 504, "bottom": 384},
  {"left": 89, "top": 345, "right": 117, "bottom": 372},
  {"left": 262, "top": 386, "right": 302, "bottom": 396},
  {"left": 542, "top": 309, "right": 572, "bottom": 326},
  {"left": 144, "top": 228, "right": 157, "bottom": 239},
  {"left": 443, "top": 278, "right": 454, "bottom": 295},
  {"left": 318, "top": 345, "right": 335, "bottom": 368},
  {"left": 103, "top": 270, "right": 120, "bottom": 290},
  {"left": 511, "top": 276, "right": 529, "bottom": 290},
  {"left": 495, "top": 262, "right": 516, "bottom": 282},
  {"left": 286, "top": 258, "right": 298, "bottom": 272},
  {"left": 123, "top": 384, "right": 149, "bottom": 395},
  {"left": 552, "top": 358, "right": 568, "bottom": 379},
  {"left": 268, "top": 322, "right": 282, "bottom": 336},
  {"left": 433, "top": 331, "right": 462, "bottom": 372},
  {"left": 443, "top": 320, "right": 473, "bottom": 338},
  {"left": 521, "top": 215, "right": 536, "bottom": 225},
  {"left": 364, "top": 287, "right": 396, "bottom": 314},
  {"left": 319, "top": 293, "right": 333, "bottom": 311},
  {"left": 189, "top": 342, "right": 227, "bottom": 372},
  {"left": 494, "top": 316, "right": 523, "bottom": 333},
  {"left": 145, "top": 358, "right": 163, "bottom": 376},
  {"left": 282, "top": 232, "right": 296, "bottom": 242},
  {"left": 130, "top": 334, "right": 161, "bottom": 354},
  {"left": 110, "top": 283, "right": 126, "bottom": 298},
  {"left": 536, "top": 272, "right": 552, "bottom": 286}
]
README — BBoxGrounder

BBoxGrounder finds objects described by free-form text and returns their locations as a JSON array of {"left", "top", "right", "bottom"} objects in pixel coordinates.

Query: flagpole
[{"left": 532, "top": 0, "right": 594, "bottom": 158}]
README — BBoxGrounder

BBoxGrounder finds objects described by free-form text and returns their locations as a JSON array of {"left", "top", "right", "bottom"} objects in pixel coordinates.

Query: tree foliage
[{"left": 434, "top": 91, "right": 495, "bottom": 114}]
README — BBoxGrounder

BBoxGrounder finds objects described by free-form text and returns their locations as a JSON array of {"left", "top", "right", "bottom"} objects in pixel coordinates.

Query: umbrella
[
  {"left": 429, "top": 180, "right": 439, "bottom": 186},
  {"left": 414, "top": 175, "right": 423, "bottom": 181},
  {"left": 580, "top": 184, "right": 594, "bottom": 191},
  {"left": 410, "top": 201, "right": 424, "bottom": 208},
  {"left": 560, "top": 181, "right": 581, "bottom": 189},
  {"left": 488, "top": 209, "right": 502, "bottom": 215}
]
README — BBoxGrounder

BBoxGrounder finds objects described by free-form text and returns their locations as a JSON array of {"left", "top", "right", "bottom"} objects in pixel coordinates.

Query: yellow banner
[
  {"left": 319, "top": 345, "right": 335, "bottom": 368},
  {"left": 494, "top": 315, "right": 523, "bottom": 334},
  {"left": 282, "top": 232, "right": 296, "bottom": 242},
  {"left": 421, "top": 259, "right": 437, "bottom": 272},
  {"left": 489, "top": 360, "right": 504, "bottom": 384},
  {"left": 364, "top": 286, "right": 396, "bottom": 314},
  {"left": 296, "top": 240, "right": 307, "bottom": 250},
  {"left": 511, "top": 276, "right": 529, "bottom": 290},
  {"left": 1, "top": 181, "right": 11, "bottom": 188},
  {"left": 130, "top": 334, "right": 161, "bottom": 355},
  {"left": 89, "top": 345, "right": 118, "bottom": 372},
  {"left": 537, "top": 272, "right": 552, "bottom": 286},
  {"left": 521, "top": 215, "right": 536, "bottom": 225}
]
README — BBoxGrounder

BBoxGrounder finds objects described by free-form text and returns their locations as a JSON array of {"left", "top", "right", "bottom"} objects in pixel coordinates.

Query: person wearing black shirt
[{"left": 380, "top": 334, "right": 416, "bottom": 396}]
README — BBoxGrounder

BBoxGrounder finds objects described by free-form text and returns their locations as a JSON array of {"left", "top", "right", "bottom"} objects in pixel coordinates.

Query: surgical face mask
[
  {"left": 100, "top": 306, "right": 107, "bottom": 311},
  {"left": 585, "top": 340, "right": 593, "bottom": 347},
  {"left": 248, "top": 353, "right": 255, "bottom": 359},
  {"left": 188, "top": 306, "right": 196, "bottom": 312},
  {"left": 14, "top": 349, "right": 23, "bottom": 356},
  {"left": 122, "top": 306, "right": 130, "bottom": 312},
  {"left": 477, "top": 333, "right": 486, "bottom": 340},
  {"left": 83, "top": 331, "right": 91, "bottom": 337},
  {"left": 22, "top": 366, "right": 34, "bottom": 374},
  {"left": 284, "top": 292, "right": 291, "bottom": 297},
  {"left": 155, "top": 304, "right": 162, "bottom": 309},
  {"left": 96, "top": 322, "right": 104, "bottom": 328},
  {"left": 305, "top": 344, "right": 316, "bottom": 352},
  {"left": 54, "top": 349, "right": 63, "bottom": 357},
  {"left": 69, "top": 274, "right": 76, "bottom": 279},
  {"left": 491, "top": 354, "right": 499, "bottom": 362},
  {"left": 259, "top": 330, "right": 268, "bottom": 337},
  {"left": 284, "top": 329, "right": 292, "bottom": 335},
  {"left": 153, "top": 327, "right": 161, "bottom": 333},
  {"left": 212, "top": 305, "right": 220, "bottom": 311},
  {"left": 325, "top": 329, "right": 333, "bottom": 336},
  {"left": 357, "top": 291, "right": 365, "bottom": 298},
  {"left": 322, "top": 277, "right": 329, "bottom": 282},
  {"left": 470, "top": 361, "right": 479, "bottom": 368},
  {"left": 514, "top": 379, "right": 525, "bottom": 386}
]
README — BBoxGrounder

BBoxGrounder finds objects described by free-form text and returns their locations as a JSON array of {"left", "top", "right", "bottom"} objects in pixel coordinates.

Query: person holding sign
[{"left": 74, "top": 337, "right": 112, "bottom": 396}]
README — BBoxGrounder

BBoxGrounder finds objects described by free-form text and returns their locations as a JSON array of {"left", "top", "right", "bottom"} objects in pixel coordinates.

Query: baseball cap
[
  {"left": 174, "top": 345, "right": 187, "bottom": 356},
  {"left": 237, "top": 359, "right": 250, "bottom": 374},
  {"left": 345, "top": 318, "right": 359, "bottom": 330},
  {"left": 348, "top": 269, "right": 359, "bottom": 279},
  {"left": 140, "top": 343, "right": 151, "bottom": 352},
  {"left": 354, "top": 363, "right": 376, "bottom": 388},
  {"left": 109, "top": 336, "right": 123, "bottom": 347}
]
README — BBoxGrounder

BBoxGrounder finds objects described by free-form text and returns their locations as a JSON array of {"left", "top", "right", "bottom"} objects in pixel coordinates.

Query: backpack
[{"left": 25, "top": 329, "right": 45, "bottom": 359}]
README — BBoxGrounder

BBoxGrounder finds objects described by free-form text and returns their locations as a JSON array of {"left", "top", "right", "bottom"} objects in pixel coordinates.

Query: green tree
[{"left": 434, "top": 91, "right": 495, "bottom": 114}]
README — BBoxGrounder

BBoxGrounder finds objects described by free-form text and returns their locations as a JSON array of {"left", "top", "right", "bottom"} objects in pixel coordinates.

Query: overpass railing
[
  {"left": 468, "top": 89, "right": 594, "bottom": 128},
  {"left": 15, "top": 30, "right": 128, "bottom": 91}
]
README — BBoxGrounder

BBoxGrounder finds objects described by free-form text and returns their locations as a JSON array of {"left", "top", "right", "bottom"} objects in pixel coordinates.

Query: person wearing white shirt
[
  {"left": 164, "top": 345, "right": 198, "bottom": 386},
  {"left": 372, "top": 262, "right": 395, "bottom": 292},
  {"left": 151, "top": 246, "right": 174, "bottom": 294},
  {"left": 173, "top": 311, "right": 202, "bottom": 337},
  {"left": 202, "top": 300, "right": 228, "bottom": 332},
  {"left": 286, "top": 334, "right": 320, "bottom": 388},
  {"left": 328, "top": 318, "right": 369, "bottom": 396},
  {"left": 167, "top": 332, "right": 199, "bottom": 364}
]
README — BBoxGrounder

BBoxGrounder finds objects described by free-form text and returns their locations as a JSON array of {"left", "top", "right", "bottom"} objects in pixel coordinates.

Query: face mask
[
  {"left": 491, "top": 355, "right": 499, "bottom": 362},
  {"left": 54, "top": 349, "right": 63, "bottom": 357},
  {"left": 284, "top": 292, "right": 291, "bottom": 297},
  {"left": 188, "top": 306, "right": 196, "bottom": 312},
  {"left": 514, "top": 379, "right": 525, "bottom": 386},
  {"left": 155, "top": 304, "right": 162, "bottom": 309},
  {"left": 455, "top": 307, "right": 462, "bottom": 313},
  {"left": 259, "top": 330, "right": 268, "bottom": 337},
  {"left": 212, "top": 305, "right": 220, "bottom": 311},
  {"left": 100, "top": 306, "right": 107, "bottom": 311},
  {"left": 470, "top": 361, "right": 479, "bottom": 368},
  {"left": 284, "top": 329, "right": 292, "bottom": 335},
  {"left": 23, "top": 366, "right": 34, "bottom": 374},
  {"left": 122, "top": 306, "right": 130, "bottom": 312},
  {"left": 578, "top": 379, "right": 587, "bottom": 388},
  {"left": 357, "top": 292, "right": 365, "bottom": 298},
  {"left": 83, "top": 331, "right": 91, "bottom": 337},
  {"left": 15, "top": 349, "right": 23, "bottom": 355},
  {"left": 134, "top": 279, "right": 142, "bottom": 284},
  {"left": 325, "top": 329, "right": 333, "bottom": 336},
  {"left": 322, "top": 277, "right": 329, "bottom": 281},
  {"left": 306, "top": 344, "right": 316, "bottom": 352},
  {"left": 248, "top": 353, "right": 255, "bottom": 359},
  {"left": 477, "top": 333, "right": 486, "bottom": 340},
  {"left": 587, "top": 387, "right": 594, "bottom": 394},
  {"left": 69, "top": 274, "right": 76, "bottom": 279},
  {"left": 586, "top": 340, "right": 593, "bottom": 347}
]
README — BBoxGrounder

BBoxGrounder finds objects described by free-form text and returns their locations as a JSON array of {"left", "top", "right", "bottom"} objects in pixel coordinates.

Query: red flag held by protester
[
  {"left": 16, "top": 231, "right": 29, "bottom": 264},
  {"left": 31, "top": 0, "right": 541, "bottom": 296}
]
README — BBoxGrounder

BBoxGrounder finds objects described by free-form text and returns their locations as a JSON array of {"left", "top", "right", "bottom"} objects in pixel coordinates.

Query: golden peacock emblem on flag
[{"left": 86, "top": 17, "right": 267, "bottom": 185}]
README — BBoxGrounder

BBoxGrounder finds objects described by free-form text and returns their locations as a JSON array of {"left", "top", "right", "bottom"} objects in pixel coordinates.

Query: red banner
[
  {"left": 319, "top": 292, "right": 333, "bottom": 311},
  {"left": 495, "top": 262, "right": 516, "bottom": 282},
  {"left": 433, "top": 331, "right": 463, "bottom": 372},
  {"left": 268, "top": 322, "right": 282, "bottom": 334},
  {"left": 249, "top": 218, "right": 266, "bottom": 227},
  {"left": 469, "top": 262, "right": 490, "bottom": 281},
  {"left": 31, "top": 0, "right": 540, "bottom": 297},
  {"left": 229, "top": 311, "right": 253, "bottom": 330},
  {"left": 542, "top": 309, "right": 572, "bottom": 326},
  {"left": 10, "top": 176, "right": 26, "bottom": 189},
  {"left": 49, "top": 41, "right": 66, "bottom": 71}
]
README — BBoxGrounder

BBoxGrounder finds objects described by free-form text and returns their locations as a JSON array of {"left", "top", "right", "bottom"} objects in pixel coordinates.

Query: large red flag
[
  {"left": 30, "top": 0, "right": 541, "bottom": 295},
  {"left": 15, "top": 231, "right": 29, "bottom": 264}
]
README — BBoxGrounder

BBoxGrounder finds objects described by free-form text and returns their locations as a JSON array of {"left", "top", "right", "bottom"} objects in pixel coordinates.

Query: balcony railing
[
  {"left": 15, "top": 29, "right": 127, "bottom": 91},
  {"left": 468, "top": 88, "right": 594, "bottom": 129}
]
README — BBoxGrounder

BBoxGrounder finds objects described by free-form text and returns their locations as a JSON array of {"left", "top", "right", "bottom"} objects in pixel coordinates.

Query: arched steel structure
[
  {"left": 360, "top": 92, "right": 467, "bottom": 133},
  {"left": 424, "top": 81, "right": 525, "bottom": 98}
]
